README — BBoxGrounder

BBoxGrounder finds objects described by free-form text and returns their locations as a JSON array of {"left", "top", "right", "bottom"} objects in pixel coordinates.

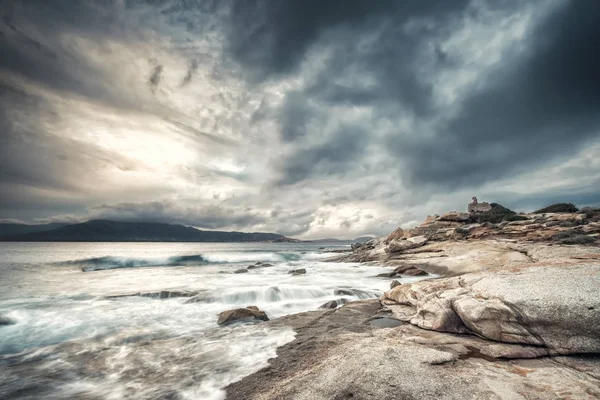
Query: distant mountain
[
  {"left": 0, "top": 222, "right": 68, "bottom": 237},
  {"left": 308, "top": 238, "right": 354, "bottom": 244},
  {"left": 308, "top": 236, "right": 376, "bottom": 244},
  {"left": 0, "top": 220, "right": 293, "bottom": 242},
  {"left": 353, "top": 236, "right": 376, "bottom": 243}
]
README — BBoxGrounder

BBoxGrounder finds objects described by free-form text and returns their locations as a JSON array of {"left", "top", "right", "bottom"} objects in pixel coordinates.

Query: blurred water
[{"left": 0, "top": 242, "right": 432, "bottom": 399}]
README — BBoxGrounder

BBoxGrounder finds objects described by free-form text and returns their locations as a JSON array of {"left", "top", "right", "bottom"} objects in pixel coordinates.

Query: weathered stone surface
[
  {"left": 421, "top": 214, "right": 438, "bottom": 225},
  {"left": 468, "top": 197, "right": 492, "bottom": 214},
  {"left": 387, "top": 237, "right": 427, "bottom": 253},
  {"left": 439, "top": 212, "right": 472, "bottom": 222},
  {"left": 288, "top": 268, "right": 306, "bottom": 275},
  {"left": 385, "top": 264, "right": 600, "bottom": 354},
  {"left": 375, "top": 271, "right": 397, "bottom": 278},
  {"left": 226, "top": 299, "right": 600, "bottom": 400},
  {"left": 385, "top": 227, "right": 406, "bottom": 243},
  {"left": 390, "top": 280, "right": 401, "bottom": 289},
  {"left": 234, "top": 268, "right": 249, "bottom": 274},
  {"left": 217, "top": 306, "right": 269, "bottom": 325}
]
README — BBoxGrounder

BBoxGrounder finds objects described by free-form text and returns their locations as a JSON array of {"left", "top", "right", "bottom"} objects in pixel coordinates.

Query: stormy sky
[{"left": 1, "top": 0, "right": 599, "bottom": 239}]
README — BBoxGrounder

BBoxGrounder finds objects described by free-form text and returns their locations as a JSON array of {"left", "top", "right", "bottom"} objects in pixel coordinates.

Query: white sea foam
[{"left": 0, "top": 242, "right": 433, "bottom": 398}]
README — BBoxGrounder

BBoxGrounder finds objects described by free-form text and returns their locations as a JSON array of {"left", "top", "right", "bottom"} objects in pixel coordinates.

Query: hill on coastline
[{"left": 0, "top": 220, "right": 296, "bottom": 242}]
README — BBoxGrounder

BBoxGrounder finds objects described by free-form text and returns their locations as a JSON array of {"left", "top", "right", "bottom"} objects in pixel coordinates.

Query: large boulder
[
  {"left": 384, "top": 264, "right": 600, "bottom": 354},
  {"left": 385, "top": 227, "right": 406, "bottom": 244},
  {"left": 217, "top": 306, "right": 269, "bottom": 325},
  {"left": 387, "top": 236, "right": 428, "bottom": 253},
  {"left": 439, "top": 212, "right": 471, "bottom": 222},
  {"left": 534, "top": 203, "right": 579, "bottom": 214},
  {"left": 319, "top": 300, "right": 338, "bottom": 309}
]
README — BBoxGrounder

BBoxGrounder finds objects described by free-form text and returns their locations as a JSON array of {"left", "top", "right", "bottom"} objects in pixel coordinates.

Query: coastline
[{"left": 224, "top": 206, "right": 600, "bottom": 399}]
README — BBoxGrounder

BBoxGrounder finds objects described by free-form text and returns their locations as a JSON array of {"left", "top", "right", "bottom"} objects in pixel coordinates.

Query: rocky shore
[{"left": 225, "top": 203, "right": 600, "bottom": 399}]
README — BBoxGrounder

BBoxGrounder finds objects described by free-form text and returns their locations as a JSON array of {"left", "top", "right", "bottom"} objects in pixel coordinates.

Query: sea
[{"left": 0, "top": 242, "right": 430, "bottom": 399}]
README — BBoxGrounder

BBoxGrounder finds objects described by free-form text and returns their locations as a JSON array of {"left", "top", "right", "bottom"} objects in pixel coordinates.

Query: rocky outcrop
[
  {"left": 333, "top": 206, "right": 600, "bottom": 268},
  {"left": 226, "top": 299, "right": 600, "bottom": 400},
  {"left": 439, "top": 211, "right": 471, "bottom": 222},
  {"left": 468, "top": 196, "right": 492, "bottom": 214},
  {"left": 217, "top": 306, "right": 269, "bottom": 325},
  {"left": 383, "top": 264, "right": 600, "bottom": 354}
]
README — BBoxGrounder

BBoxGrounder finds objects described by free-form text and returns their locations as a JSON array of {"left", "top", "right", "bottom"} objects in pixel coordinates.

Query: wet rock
[
  {"left": 0, "top": 313, "right": 15, "bottom": 326},
  {"left": 402, "top": 268, "right": 428, "bottom": 276},
  {"left": 390, "top": 280, "right": 401, "bottom": 289},
  {"left": 234, "top": 268, "right": 249, "bottom": 274},
  {"left": 319, "top": 300, "right": 338, "bottom": 309},
  {"left": 247, "top": 263, "right": 273, "bottom": 269},
  {"left": 107, "top": 290, "right": 198, "bottom": 300},
  {"left": 217, "top": 306, "right": 269, "bottom": 325},
  {"left": 333, "top": 288, "right": 378, "bottom": 298},
  {"left": 288, "top": 268, "right": 306, "bottom": 275},
  {"left": 375, "top": 271, "right": 397, "bottom": 278}
]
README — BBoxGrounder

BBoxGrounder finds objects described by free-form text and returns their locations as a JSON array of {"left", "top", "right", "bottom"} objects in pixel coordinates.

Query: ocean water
[{"left": 0, "top": 242, "right": 431, "bottom": 399}]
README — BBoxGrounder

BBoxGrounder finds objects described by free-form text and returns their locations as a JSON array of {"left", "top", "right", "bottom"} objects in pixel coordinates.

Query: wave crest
[{"left": 65, "top": 252, "right": 329, "bottom": 271}]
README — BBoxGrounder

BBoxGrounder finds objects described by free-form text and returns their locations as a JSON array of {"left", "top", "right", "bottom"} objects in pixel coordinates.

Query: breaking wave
[{"left": 66, "top": 252, "right": 336, "bottom": 272}]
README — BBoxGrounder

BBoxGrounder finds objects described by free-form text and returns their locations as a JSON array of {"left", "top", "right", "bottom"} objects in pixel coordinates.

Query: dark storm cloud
[
  {"left": 389, "top": 1, "right": 600, "bottom": 188},
  {"left": 274, "top": 126, "right": 369, "bottom": 186},
  {"left": 90, "top": 201, "right": 268, "bottom": 230},
  {"left": 228, "top": 0, "right": 600, "bottom": 195},
  {"left": 0, "top": 0, "right": 138, "bottom": 109},
  {"left": 227, "top": 0, "right": 469, "bottom": 80}
]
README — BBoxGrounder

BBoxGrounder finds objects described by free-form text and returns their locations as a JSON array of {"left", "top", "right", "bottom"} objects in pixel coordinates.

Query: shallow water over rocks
[{"left": 0, "top": 242, "right": 433, "bottom": 399}]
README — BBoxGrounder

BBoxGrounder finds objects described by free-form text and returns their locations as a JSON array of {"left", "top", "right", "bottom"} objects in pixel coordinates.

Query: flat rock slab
[{"left": 226, "top": 299, "right": 600, "bottom": 400}]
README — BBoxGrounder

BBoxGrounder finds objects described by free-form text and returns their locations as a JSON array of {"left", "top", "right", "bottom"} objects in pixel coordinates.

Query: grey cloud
[
  {"left": 227, "top": 0, "right": 469, "bottom": 80},
  {"left": 274, "top": 126, "right": 370, "bottom": 186},
  {"left": 388, "top": 1, "right": 600, "bottom": 188},
  {"left": 181, "top": 59, "right": 199, "bottom": 87},
  {"left": 90, "top": 201, "right": 267, "bottom": 230},
  {"left": 149, "top": 64, "right": 163, "bottom": 93}
]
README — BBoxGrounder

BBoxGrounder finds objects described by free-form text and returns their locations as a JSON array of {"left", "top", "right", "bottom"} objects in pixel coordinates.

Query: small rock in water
[
  {"left": 319, "top": 300, "right": 338, "bottom": 309},
  {"left": 288, "top": 268, "right": 306, "bottom": 275},
  {"left": 390, "top": 280, "right": 401, "bottom": 289},
  {"left": 0, "top": 313, "right": 15, "bottom": 326},
  {"left": 402, "top": 268, "right": 428, "bottom": 276},
  {"left": 247, "top": 263, "right": 273, "bottom": 269},
  {"left": 375, "top": 271, "right": 397, "bottom": 278},
  {"left": 334, "top": 288, "right": 355, "bottom": 297},
  {"left": 217, "top": 306, "right": 269, "bottom": 325},
  {"left": 234, "top": 269, "right": 249, "bottom": 274}
]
